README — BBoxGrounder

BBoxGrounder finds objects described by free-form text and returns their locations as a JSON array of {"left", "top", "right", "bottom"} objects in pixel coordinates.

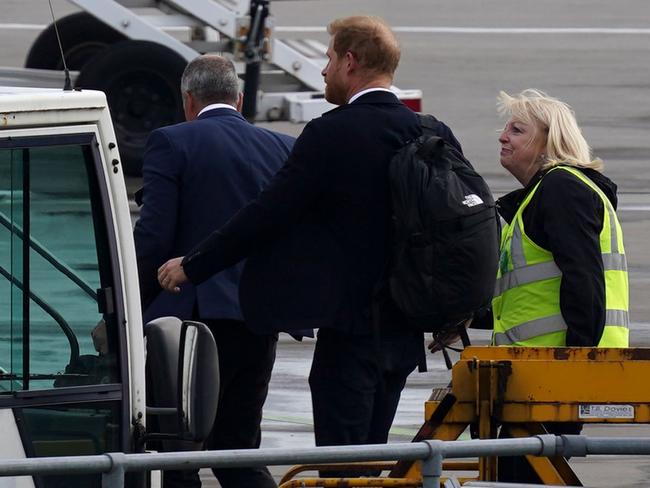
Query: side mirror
[
  {"left": 178, "top": 320, "right": 219, "bottom": 441},
  {"left": 143, "top": 317, "right": 219, "bottom": 447}
]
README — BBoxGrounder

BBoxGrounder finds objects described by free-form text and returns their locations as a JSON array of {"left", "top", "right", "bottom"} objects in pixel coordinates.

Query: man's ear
[
  {"left": 183, "top": 91, "right": 198, "bottom": 121},
  {"left": 344, "top": 51, "right": 358, "bottom": 73},
  {"left": 235, "top": 92, "right": 244, "bottom": 112}
]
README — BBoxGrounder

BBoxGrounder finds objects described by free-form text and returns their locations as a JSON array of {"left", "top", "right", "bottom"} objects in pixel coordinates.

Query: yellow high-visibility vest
[{"left": 492, "top": 165, "right": 629, "bottom": 347}]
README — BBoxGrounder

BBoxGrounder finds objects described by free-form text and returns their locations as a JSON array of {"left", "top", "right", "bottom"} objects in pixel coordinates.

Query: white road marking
[
  {"left": 3, "top": 24, "right": 650, "bottom": 35},
  {"left": 0, "top": 23, "right": 47, "bottom": 29},
  {"left": 275, "top": 26, "right": 650, "bottom": 34},
  {"left": 619, "top": 205, "right": 650, "bottom": 212}
]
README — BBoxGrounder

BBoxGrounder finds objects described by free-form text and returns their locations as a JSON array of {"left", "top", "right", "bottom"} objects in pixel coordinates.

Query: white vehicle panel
[{"left": 0, "top": 410, "right": 36, "bottom": 488}]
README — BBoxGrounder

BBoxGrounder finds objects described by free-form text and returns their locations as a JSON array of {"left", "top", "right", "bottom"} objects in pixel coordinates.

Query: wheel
[
  {"left": 25, "top": 12, "right": 125, "bottom": 70},
  {"left": 75, "top": 40, "right": 189, "bottom": 176}
]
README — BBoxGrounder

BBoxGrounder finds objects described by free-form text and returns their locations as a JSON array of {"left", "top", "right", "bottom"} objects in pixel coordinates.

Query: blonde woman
[
  {"left": 493, "top": 88, "right": 629, "bottom": 349},
  {"left": 493, "top": 89, "right": 630, "bottom": 482}
]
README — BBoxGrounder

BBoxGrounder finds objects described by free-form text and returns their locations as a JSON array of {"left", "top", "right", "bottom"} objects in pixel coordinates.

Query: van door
[{"left": 0, "top": 129, "right": 129, "bottom": 488}]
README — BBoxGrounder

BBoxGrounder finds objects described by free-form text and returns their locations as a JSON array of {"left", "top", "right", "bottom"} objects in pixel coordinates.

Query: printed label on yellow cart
[{"left": 579, "top": 404, "right": 635, "bottom": 419}]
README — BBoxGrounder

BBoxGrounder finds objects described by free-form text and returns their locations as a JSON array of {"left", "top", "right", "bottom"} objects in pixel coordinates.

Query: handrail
[
  {"left": 0, "top": 210, "right": 97, "bottom": 301},
  {"left": 0, "top": 264, "right": 80, "bottom": 370},
  {"left": 0, "top": 436, "right": 650, "bottom": 488}
]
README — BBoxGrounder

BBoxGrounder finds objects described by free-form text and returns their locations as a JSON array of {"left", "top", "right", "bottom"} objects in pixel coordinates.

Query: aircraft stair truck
[
  {"left": 10, "top": 0, "right": 423, "bottom": 175},
  {"left": 0, "top": 86, "right": 219, "bottom": 488}
]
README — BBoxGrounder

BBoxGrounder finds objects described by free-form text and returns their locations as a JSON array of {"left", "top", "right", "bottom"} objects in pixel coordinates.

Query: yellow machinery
[{"left": 280, "top": 346, "right": 650, "bottom": 487}]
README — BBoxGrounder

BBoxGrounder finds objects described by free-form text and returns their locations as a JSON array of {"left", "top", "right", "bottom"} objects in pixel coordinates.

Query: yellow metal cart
[{"left": 281, "top": 346, "right": 650, "bottom": 487}]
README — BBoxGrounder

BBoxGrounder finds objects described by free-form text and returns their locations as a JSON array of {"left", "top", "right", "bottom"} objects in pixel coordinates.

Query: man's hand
[
  {"left": 427, "top": 330, "right": 462, "bottom": 353},
  {"left": 427, "top": 318, "right": 473, "bottom": 353},
  {"left": 158, "top": 257, "right": 187, "bottom": 293}
]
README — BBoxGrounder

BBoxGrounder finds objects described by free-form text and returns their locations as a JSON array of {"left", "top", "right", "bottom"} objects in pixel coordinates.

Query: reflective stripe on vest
[
  {"left": 493, "top": 309, "right": 629, "bottom": 345},
  {"left": 494, "top": 251, "right": 627, "bottom": 297},
  {"left": 492, "top": 165, "right": 629, "bottom": 347}
]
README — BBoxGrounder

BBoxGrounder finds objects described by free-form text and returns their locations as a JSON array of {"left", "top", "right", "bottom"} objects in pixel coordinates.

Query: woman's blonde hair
[{"left": 497, "top": 89, "right": 602, "bottom": 171}]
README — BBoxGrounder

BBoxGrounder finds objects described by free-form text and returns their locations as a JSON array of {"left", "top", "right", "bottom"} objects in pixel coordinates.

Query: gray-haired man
[{"left": 134, "top": 54, "right": 294, "bottom": 488}]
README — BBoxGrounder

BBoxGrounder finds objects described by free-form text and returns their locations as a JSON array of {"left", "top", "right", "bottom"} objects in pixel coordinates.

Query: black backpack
[{"left": 387, "top": 114, "right": 499, "bottom": 333}]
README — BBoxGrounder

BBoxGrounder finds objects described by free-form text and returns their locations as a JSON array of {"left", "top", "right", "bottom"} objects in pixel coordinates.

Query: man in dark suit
[
  {"left": 157, "top": 16, "right": 462, "bottom": 469},
  {"left": 134, "top": 54, "right": 293, "bottom": 488}
]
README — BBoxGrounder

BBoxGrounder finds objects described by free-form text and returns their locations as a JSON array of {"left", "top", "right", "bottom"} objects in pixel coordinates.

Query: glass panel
[
  {"left": 20, "top": 401, "right": 121, "bottom": 488},
  {"left": 0, "top": 141, "right": 119, "bottom": 391},
  {"left": 0, "top": 147, "right": 25, "bottom": 392}
]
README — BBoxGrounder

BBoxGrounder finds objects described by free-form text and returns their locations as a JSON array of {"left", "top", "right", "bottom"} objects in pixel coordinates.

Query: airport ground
[{"left": 2, "top": 1, "right": 650, "bottom": 486}]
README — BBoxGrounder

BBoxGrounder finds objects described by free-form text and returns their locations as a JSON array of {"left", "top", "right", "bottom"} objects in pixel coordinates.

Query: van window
[
  {"left": 0, "top": 138, "right": 120, "bottom": 392},
  {"left": 0, "top": 138, "right": 118, "bottom": 391},
  {"left": 0, "top": 133, "right": 127, "bottom": 486},
  {"left": 0, "top": 140, "right": 117, "bottom": 391}
]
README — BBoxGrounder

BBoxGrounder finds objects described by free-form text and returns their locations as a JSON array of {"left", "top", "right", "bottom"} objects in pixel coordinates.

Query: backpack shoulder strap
[
  {"left": 414, "top": 114, "right": 446, "bottom": 157},
  {"left": 417, "top": 113, "right": 440, "bottom": 135}
]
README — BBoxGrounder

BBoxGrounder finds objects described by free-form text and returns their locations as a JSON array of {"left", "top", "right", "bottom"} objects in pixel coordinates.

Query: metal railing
[{"left": 1, "top": 435, "right": 650, "bottom": 487}]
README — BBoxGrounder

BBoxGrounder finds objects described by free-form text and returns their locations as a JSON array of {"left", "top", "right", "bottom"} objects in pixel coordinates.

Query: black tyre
[
  {"left": 25, "top": 12, "right": 125, "bottom": 70},
  {"left": 75, "top": 40, "right": 188, "bottom": 176}
]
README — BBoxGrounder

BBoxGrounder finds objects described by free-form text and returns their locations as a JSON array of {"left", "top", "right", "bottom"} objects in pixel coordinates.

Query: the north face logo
[{"left": 462, "top": 194, "right": 484, "bottom": 207}]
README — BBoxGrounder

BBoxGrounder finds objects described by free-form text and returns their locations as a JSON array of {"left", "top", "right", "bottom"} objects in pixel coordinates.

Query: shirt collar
[
  {"left": 198, "top": 103, "right": 238, "bottom": 117},
  {"left": 348, "top": 87, "right": 395, "bottom": 104}
]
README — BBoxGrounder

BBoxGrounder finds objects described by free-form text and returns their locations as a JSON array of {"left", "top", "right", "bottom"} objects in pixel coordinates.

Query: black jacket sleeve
[
  {"left": 523, "top": 170, "right": 606, "bottom": 346},
  {"left": 182, "top": 121, "right": 330, "bottom": 284}
]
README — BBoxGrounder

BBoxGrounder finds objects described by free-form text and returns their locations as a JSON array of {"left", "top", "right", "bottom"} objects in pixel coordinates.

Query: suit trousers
[
  {"left": 163, "top": 319, "right": 277, "bottom": 488},
  {"left": 308, "top": 327, "right": 421, "bottom": 477}
]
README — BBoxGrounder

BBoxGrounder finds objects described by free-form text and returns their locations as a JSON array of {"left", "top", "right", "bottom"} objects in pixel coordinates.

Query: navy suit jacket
[
  {"left": 134, "top": 107, "right": 294, "bottom": 324},
  {"left": 182, "top": 92, "right": 462, "bottom": 335}
]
